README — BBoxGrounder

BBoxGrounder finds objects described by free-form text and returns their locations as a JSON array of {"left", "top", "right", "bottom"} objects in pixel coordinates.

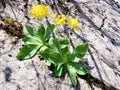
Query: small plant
[
  {"left": 16, "top": 24, "right": 56, "bottom": 59},
  {"left": 0, "top": 17, "right": 24, "bottom": 38},
  {"left": 16, "top": 4, "right": 90, "bottom": 86}
]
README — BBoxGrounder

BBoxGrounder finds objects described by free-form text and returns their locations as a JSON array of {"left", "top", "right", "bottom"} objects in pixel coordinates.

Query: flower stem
[{"left": 68, "top": 29, "right": 71, "bottom": 41}]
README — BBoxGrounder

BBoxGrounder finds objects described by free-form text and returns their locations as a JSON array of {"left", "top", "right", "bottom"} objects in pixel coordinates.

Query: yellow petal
[
  {"left": 51, "top": 13, "right": 57, "bottom": 18},
  {"left": 54, "top": 14, "right": 66, "bottom": 25},
  {"left": 67, "top": 18, "right": 79, "bottom": 30},
  {"left": 30, "top": 4, "right": 49, "bottom": 19}
]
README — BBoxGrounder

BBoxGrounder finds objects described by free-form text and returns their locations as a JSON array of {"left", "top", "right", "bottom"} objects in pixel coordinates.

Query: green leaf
[
  {"left": 22, "top": 37, "right": 41, "bottom": 45},
  {"left": 58, "top": 38, "right": 70, "bottom": 49},
  {"left": 53, "top": 38, "right": 61, "bottom": 52},
  {"left": 70, "top": 63, "right": 90, "bottom": 75},
  {"left": 23, "top": 25, "right": 36, "bottom": 37},
  {"left": 16, "top": 44, "right": 40, "bottom": 60},
  {"left": 54, "top": 64, "right": 63, "bottom": 77},
  {"left": 61, "top": 47, "right": 71, "bottom": 62},
  {"left": 37, "top": 24, "right": 45, "bottom": 43},
  {"left": 48, "top": 38, "right": 60, "bottom": 53},
  {"left": 72, "top": 43, "right": 89, "bottom": 62},
  {"left": 62, "top": 65, "right": 67, "bottom": 74},
  {"left": 67, "top": 64, "right": 77, "bottom": 86},
  {"left": 39, "top": 47, "right": 63, "bottom": 65},
  {"left": 61, "top": 47, "right": 70, "bottom": 56},
  {"left": 48, "top": 38, "right": 70, "bottom": 53},
  {"left": 53, "top": 37, "right": 70, "bottom": 49},
  {"left": 39, "top": 46, "right": 53, "bottom": 66},
  {"left": 49, "top": 52, "right": 63, "bottom": 65},
  {"left": 39, "top": 50, "right": 53, "bottom": 65},
  {"left": 46, "top": 37, "right": 70, "bottom": 64},
  {"left": 45, "top": 24, "right": 56, "bottom": 39},
  {"left": 45, "top": 59, "right": 52, "bottom": 66}
]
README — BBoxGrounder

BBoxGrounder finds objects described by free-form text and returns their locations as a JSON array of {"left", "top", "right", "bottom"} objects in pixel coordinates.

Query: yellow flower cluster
[
  {"left": 30, "top": 5, "right": 49, "bottom": 19},
  {"left": 67, "top": 18, "right": 79, "bottom": 30},
  {"left": 51, "top": 13, "right": 79, "bottom": 30},
  {"left": 30, "top": 4, "right": 80, "bottom": 30},
  {"left": 51, "top": 13, "right": 66, "bottom": 25}
]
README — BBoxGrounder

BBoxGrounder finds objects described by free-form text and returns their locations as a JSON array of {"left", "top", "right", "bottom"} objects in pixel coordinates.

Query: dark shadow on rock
[
  {"left": 112, "top": 27, "right": 120, "bottom": 33},
  {"left": 73, "top": 28, "right": 119, "bottom": 90},
  {"left": 63, "top": 25, "right": 76, "bottom": 49},
  {"left": 5, "top": 0, "right": 18, "bottom": 20},
  {"left": 52, "top": 0, "right": 61, "bottom": 14},
  {"left": 0, "top": 3, "right": 4, "bottom": 13},
  {"left": 74, "top": 79, "right": 81, "bottom": 90},
  {"left": 103, "top": 0, "right": 120, "bottom": 14},
  {"left": 3, "top": 67, "right": 12, "bottom": 82},
  {"left": 48, "top": 63, "right": 66, "bottom": 78},
  {"left": 88, "top": 49, "right": 106, "bottom": 90},
  {"left": 72, "top": 30, "right": 89, "bottom": 43},
  {"left": 23, "top": 0, "right": 31, "bottom": 24},
  {"left": 31, "top": 60, "right": 45, "bottom": 90},
  {"left": 80, "top": 58, "right": 94, "bottom": 70},
  {"left": 70, "top": 0, "right": 120, "bottom": 47},
  {"left": 48, "top": 62, "right": 81, "bottom": 90},
  {"left": 70, "top": 28, "right": 105, "bottom": 89},
  {"left": 0, "top": 0, "right": 6, "bottom": 8},
  {"left": 37, "top": 0, "right": 41, "bottom": 4},
  {"left": 53, "top": 0, "right": 120, "bottom": 88},
  {"left": 70, "top": 38, "right": 75, "bottom": 49},
  {"left": 78, "top": 74, "right": 120, "bottom": 90}
]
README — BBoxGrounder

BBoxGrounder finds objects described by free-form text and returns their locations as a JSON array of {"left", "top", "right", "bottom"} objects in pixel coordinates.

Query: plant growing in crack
[{"left": 16, "top": 4, "right": 90, "bottom": 86}]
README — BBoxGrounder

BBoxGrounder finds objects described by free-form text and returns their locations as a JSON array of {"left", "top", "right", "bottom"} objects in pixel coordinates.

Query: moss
[{"left": 0, "top": 17, "right": 25, "bottom": 38}]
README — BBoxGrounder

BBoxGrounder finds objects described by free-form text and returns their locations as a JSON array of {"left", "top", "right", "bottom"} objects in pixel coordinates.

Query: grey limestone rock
[{"left": 0, "top": 0, "right": 120, "bottom": 90}]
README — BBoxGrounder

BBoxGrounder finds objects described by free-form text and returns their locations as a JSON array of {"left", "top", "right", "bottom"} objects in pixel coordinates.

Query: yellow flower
[
  {"left": 67, "top": 18, "right": 79, "bottom": 30},
  {"left": 51, "top": 13, "right": 66, "bottom": 25},
  {"left": 51, "top": 13, "right": 57, "bottom": 18},
  {"left": 30, "top": 5, "right": 49, "bottom": 19}
]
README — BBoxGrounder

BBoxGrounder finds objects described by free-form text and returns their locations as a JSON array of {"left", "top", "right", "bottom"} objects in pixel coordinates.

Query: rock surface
[{"left": 0, "top": 0, "right": 120, "bottom": 90}]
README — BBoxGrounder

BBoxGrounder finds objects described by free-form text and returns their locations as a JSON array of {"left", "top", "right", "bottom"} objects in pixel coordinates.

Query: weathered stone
[{"left": 0, "top": 0, "right": 120, "bottom": 90}]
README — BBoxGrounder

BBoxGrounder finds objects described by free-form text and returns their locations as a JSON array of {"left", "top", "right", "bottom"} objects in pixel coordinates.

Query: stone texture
[{"left": 0, "top": 0, "right": 120, "bottom": 90}]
